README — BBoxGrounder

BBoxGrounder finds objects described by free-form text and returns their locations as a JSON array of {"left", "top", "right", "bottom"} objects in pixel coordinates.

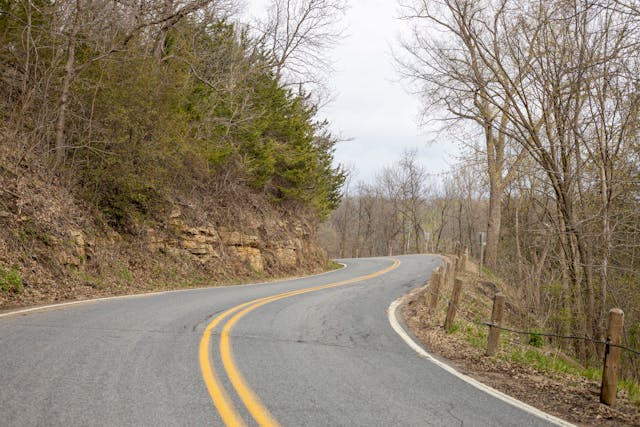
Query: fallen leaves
[{"left": 402, "top": 288, "right": 640, "bottom": 426}]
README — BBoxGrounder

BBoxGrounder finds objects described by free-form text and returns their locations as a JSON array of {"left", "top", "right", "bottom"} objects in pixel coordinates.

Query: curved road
[{"left": 0, "top": 255, "right": 557, "bottom": 426}]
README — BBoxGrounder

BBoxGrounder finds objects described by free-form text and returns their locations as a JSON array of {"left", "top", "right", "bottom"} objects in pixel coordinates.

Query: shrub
[
  {"left": 0, "top": 265, "right": 23, "bottom": 293},
  {"left": 528, "top": 332, "right": 543, "bottom": 348}
]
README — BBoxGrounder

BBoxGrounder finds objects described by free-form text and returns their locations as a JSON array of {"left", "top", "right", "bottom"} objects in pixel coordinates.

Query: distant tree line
[
  {"left": 0, "top": 0, "right": 346, "bottom": 228},
  {"left": 322, "top": 150, "right": 487, "bottom": 261}
]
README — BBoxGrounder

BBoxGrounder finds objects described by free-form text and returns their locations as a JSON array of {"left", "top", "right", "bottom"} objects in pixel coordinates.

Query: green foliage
[
  {"left": 0, "top": 265, "right": 23, "bottom": 293},
  {"left": 628, "top": 323, "right": 640, "bottom": 354},
  {"left": 582, "top": 366, "right": 602, "bottom": 381},
  {"left": 327, "top": 260, "right": 343, "bottom": 271},
  {"left": 448, "top": 322, "right": 461, "bottom": 333},
  {"left": 528, "top": 332, "right": 543, "bottom": 348},
  {"left": 169, "top": 19, "right": 345, "bottom": 218},
  {"left": 460, "top": 323, "right": 489, "bottom": 349},
  {"left": 619, "top": 378, "right": 640, "bottom": 406},
  {"left": 117, "top": 267, "right": 133, "bottom": 283},
  {"left": 83, "top": 167, "right": 166, "bottom": 230},
  {"left": 505, "top": 348, "right": 582, "bottom": 376},
  {"left": 2, "top": 9, "right": 344, "bottom": 229}
]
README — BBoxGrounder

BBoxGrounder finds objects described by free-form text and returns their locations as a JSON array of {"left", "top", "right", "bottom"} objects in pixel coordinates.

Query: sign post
[
  {"left": 478, "top": 232, "right": 487, "bottom": 278},
  {"left": 424, "top": 231, "right": 430, "bottom": 254}
]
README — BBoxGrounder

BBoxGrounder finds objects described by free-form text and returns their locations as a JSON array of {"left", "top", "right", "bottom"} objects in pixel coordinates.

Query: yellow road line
[
  {"left": 221, "top": 302, "right": 282, "bottom": 427},
  {"left": 200, "top": 259, "right": 401, "bottom": 426},
  {"left": 199, "top": 302, "right": 253, "bottom": 427},
  {"left": 200, "top": 290, "right": 336, "bottom": 425}
]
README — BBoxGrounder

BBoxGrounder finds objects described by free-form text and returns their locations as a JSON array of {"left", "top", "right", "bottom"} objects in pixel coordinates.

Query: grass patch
[
  {"left": 582, "top": 366, "right": 602, "bottom": 381},
  {"left": 448, "top": 322, "right": 461, "bottom": 334},
  {"left": 118, "top": 267, "right": 134, "bottom": 283},
  {"left": 178, "top": 276, "right": 208, "bottom": 288},
  {"left": 460, "top": 323, "right": 489, "bottom": 349},
  {"left": 503, "top": 348, "right": 583, "bottom": 376},
  {"left": 502, "top": 345, "right": 640, "bottom": 407},
  {"left": 619, "top": 378, "right": 640, "bottom": 406},
  {"left": 327, "top": 260, "right": 343, "bottom": 270},
  {"left": 0, "top": 265, "right": 23, "bottom": 293},
  {"left": 79, "top": 271, "right": 107, "bottom": 289}
]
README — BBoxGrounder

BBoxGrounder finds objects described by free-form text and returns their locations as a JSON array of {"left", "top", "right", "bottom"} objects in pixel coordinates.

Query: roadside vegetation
[
  {"left": 404, "top": 260, "right": 640, "bottom": 425},
  {"left": 0, "top": 0, "right": 346, "bottom": 229},
  {"left": 0, "top": 265, "right": 23, "bottom": 294},
  {"left": 0, "top": 0, "right": 347, "bottom": 308}
]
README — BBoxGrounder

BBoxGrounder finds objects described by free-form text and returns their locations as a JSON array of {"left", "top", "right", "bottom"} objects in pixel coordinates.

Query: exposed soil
[
  {"left": 402, "top": 262, "right": 640, "bottom": 427},
  {"left": 0, "top": 150, "right": 329, "bottom": 311}
]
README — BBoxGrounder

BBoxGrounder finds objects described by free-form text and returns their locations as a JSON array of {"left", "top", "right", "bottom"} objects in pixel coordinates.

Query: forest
[
  {"left": 323, "top": 0, "right": 640, "bottom": 377},
  {"left": 0, "top": 0, "right": 346, "bottom": 229}
]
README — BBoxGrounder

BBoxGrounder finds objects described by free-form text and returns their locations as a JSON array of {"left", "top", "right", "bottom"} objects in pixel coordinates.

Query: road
[{"left": 0, "top": 255, "right": 559, "bottom": 426}]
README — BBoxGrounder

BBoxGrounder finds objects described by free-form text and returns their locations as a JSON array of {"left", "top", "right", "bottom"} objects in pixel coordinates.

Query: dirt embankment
[
  {"left": 0, "top": 166, "right": 329, "bottom": 310},
  {"left": 403, "top": 258, "right": 640, "bottom": 427}
]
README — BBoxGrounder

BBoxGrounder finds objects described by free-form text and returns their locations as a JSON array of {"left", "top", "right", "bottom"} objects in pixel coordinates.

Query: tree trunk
[
  {"left": 54, "top": 0, "right": 81, "bottom": 167},
  {"left": 514, "top": 196, "right": 523, "bottom": 280},
  {"left": 485, "top": 177, "right": 502, "bottom": 270},
  {"left": 598, "top": 163, "right": 611, "bottom": 342},
  {"left": 153, "top": 0, "right": 175, "bottom": 59},
  {"left": 435, "top": 201, "right": 446, "bottom": 253}
]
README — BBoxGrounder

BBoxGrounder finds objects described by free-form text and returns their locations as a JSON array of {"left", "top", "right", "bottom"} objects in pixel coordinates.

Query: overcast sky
[{"left": 245, "top": 0, "right": 459, "bottom": 183}]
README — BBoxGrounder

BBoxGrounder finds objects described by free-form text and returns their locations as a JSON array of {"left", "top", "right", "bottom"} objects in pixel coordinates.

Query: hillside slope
[
  {"left": 0, "top": 2, "right": 345, "bottom": 309},
  {"left": 0, "top": 152, "right": 330, "bottom": 309}
]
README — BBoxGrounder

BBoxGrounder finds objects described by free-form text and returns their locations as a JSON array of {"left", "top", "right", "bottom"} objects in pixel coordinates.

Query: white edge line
[
  {"left": 387, "top": 296, "right": 576, "bottom": 427},
  {"left": 0, "top": 262, "right": 349, "bottom": 319}
]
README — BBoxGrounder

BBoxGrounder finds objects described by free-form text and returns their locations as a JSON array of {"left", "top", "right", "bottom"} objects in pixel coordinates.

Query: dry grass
[
  {"left": 403, "top": 257, "right": 640, "bottom": 426},
  {"left": 0, "top": 141, "right": 329, "bottom": 310}
]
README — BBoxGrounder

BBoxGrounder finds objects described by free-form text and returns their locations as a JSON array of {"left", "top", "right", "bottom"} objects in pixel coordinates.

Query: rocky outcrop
[
  {"left": 272, "top": 247, "right": 297, "bottom": 268},
  {"left": 0, "top": 171, "right": 328, "bottom": 309},
  {"left": 180, "top": 227, "right": 220, "bottom": 258},
  {"left": 219, "top": 230, "right": 259, "bottom": 248},
  {"left": 227, "top": 246, "right": 264, "bottom": 272},
  {"left": 135, "top": 208, "right": 317, "bottom": 274},
  {"left": 53, "top": 229, "right": 89, "bottom": 268}
]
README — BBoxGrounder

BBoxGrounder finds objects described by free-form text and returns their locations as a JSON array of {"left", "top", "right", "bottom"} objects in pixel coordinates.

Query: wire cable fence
[
  {"left": 420, "top": 282, "right": 640, "bottom": 358},
  {"left": 422, "top": 252, "right": 639, "bottom": 406}
]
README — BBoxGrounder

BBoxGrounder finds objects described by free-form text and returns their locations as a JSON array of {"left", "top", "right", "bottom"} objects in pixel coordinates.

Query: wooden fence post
[
  {"left": 427, "top": 268, "right": 442, "bottom": 312},
  {"left": 600, "top": 308, "right": 624, "bottom": 406},
  {"left": 486, "top": 292, "right": 505, "bottom": 356},
  {"left": 445, "top": 259, "right": 453, "bottom": 287},
  {"left": 444, "top": 278, "right": 463, "bottom": 333}
]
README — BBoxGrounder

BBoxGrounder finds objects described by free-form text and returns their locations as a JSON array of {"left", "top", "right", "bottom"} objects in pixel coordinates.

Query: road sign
[{"left": 478, "top": 232, "right": 487, "bottom": 246}]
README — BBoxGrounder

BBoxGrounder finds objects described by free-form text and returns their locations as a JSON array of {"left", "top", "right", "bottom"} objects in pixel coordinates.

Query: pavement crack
[
  {"left": 446, "top": 403, "right": 464, "bottom": 427},
  {"left": 192, "top": 309, "right": 225, "bottom": 332},
  {"left": 218, "top": 332, "right": 408, "bottom": 356}
]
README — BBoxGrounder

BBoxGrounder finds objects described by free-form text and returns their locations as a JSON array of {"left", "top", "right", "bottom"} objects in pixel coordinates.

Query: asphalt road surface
[{"left": 0, "top": 255, "right": 560, "bottom": 426}]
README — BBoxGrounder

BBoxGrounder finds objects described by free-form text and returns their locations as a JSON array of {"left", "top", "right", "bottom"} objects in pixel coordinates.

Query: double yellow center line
[{"left": 198, "top": 259, "right": 401, "bottom": 426}]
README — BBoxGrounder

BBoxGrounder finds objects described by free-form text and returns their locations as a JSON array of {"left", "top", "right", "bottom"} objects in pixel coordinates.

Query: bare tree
[
  {"left": 398, "top": 0, "right": 640, "bottom": 358},
  {"left": 255, "top": 0, "right": 346, "bottom": 91},
  {"left": 397, "top": 0, "right": 527, "bottom": 269}
]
